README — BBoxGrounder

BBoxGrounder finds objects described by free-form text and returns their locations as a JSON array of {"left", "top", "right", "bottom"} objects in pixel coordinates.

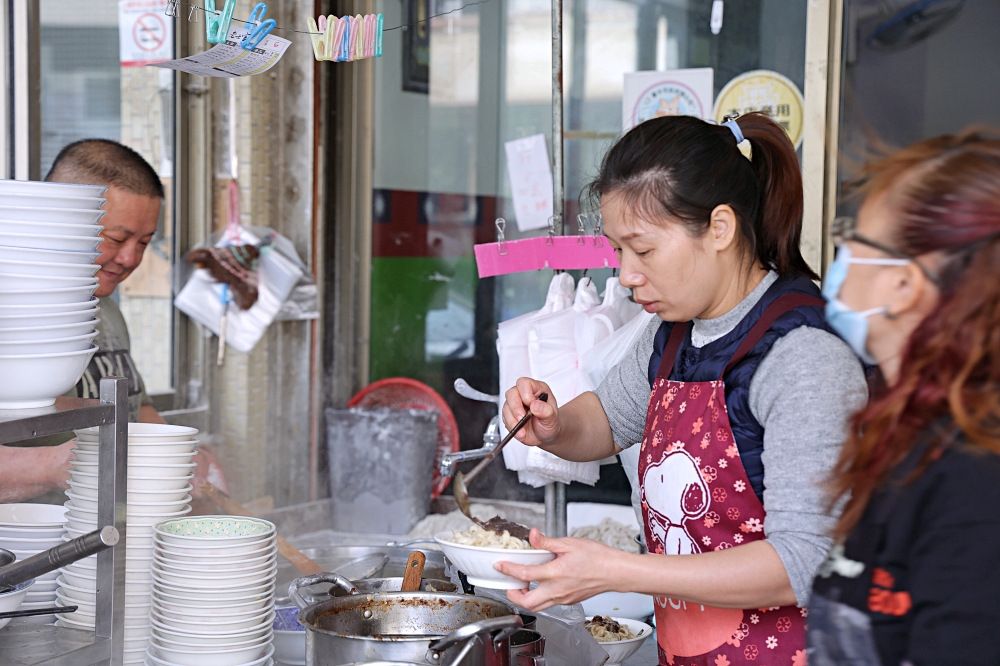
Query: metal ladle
[{"left": 452, "top": 392, "right": 548, "bottom": 520}]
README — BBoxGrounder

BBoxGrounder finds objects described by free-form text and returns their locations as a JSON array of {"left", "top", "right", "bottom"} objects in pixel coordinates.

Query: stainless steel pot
[
  {"left": 291, "top": 572, "right": 457, "bottom": 607},
  {"left": 510, "top": 630, "right": 545, "bottom": 666},
  {"left": 291, "top": 578, "right": 522, "bottom": 666}
]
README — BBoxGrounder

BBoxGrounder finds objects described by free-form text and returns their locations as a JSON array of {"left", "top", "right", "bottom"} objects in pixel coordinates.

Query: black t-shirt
[{"left": 809, "top": 424, "right": 1000, "bottom": 666}]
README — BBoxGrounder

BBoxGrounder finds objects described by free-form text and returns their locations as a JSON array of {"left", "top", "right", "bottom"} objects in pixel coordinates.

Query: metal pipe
[{"left": 544, "top": 483, "right": 567, "bottom": 537}]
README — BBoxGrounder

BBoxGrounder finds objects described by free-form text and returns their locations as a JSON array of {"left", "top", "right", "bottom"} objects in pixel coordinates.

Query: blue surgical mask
[{"left": 822, "top": 245, "right": 909, "bottom": 365}]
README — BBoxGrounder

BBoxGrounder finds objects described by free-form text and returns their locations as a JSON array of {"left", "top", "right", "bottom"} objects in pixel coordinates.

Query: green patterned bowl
[{"left": 155, "top": 516, "right": 276, "bottom": 546}]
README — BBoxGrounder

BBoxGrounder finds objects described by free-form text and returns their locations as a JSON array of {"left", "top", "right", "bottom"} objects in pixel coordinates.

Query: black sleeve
[{"left": 905, "top": 452, "right": 1000, "bottom": 666}]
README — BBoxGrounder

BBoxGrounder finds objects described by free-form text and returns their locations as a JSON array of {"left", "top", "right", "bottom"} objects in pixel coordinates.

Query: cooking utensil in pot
[
  {"left": 293, "top": 589, "right": 523, "bottom": 666},
  {"left": 400, "top": 551, "right": 426, "bottom": 592},
  {"left": 0, "top": 526, "right": 118, "bottom": 592},
  {"left": 0, "top": 605, "right": 77, "bottom": 619},
  {"left": 452, "top": 393, "right": 547, "bottom": 521},
  {"left": 197, "top": 479, "right": 324, "bottom": 575},
  {"left": 289, "top": 572, "right": 456, "bottom": 607}
]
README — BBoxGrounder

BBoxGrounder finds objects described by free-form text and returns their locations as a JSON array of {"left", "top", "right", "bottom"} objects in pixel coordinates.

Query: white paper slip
[
  {"left": 149, "top": 26, "right": 290, "bottom": 78},
  {"left": 504, "top": 133, "right": 554, "bottom": 233}
]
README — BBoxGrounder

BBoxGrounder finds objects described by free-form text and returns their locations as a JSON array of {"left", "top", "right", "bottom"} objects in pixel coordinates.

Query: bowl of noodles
[
  {"left": 585, "top": 615, "right": 652, "bottom": 665},
  {"left": 433, "top": 526, "right": 554, "bottom": 590}
]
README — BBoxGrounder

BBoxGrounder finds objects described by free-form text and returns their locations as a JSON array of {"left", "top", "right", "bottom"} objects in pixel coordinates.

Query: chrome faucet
[{"left": 439, "top": 379, "right": 502, "bottom": 478}]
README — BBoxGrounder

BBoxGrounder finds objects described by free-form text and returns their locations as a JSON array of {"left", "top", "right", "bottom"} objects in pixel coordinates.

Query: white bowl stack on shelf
[
  {"left": 147, "top": 516, "right": 277, "bottom": 666},
  {"left": 56, "top": 423, "right": 198, "bottom": 665},
  {"left": 0, "top": 504, "right": 67, "bottom": 625},
  {"left": 0, "top": 179, "right": 107, "bottom": 410}
]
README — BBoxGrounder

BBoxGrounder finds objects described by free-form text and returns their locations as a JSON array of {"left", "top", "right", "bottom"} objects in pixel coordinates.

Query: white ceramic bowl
[
  {"left": 0, "top": 205, "right": 105, "bottom": 225},
  {"left": 0, "top": 245, "right": 100, "bottom": 265},
  {"left": 151, "top": 536, "right": 276, "bottom": 559},
  {"left": 151, "top": 562, "right": 277, "bottom": 590},
  {"left": 151, "top": 581, "right": 274, "bottom": 606},
  {"left": 0, "top": 193, "right": 105, "bottom": 210},
  {"left": 0, "top": 306, "right": 98, "bottom": 329},
  {"left": 0, "top": 331, "right": 98, "bottom": 353},
  {"left": 67, "top": 479, "right": 194, "bottom": 504},
  {"left": 272, "top": 627, "right": 305, "bottom": 666},
  {"left": 587, "top": 617, "right": 652, "bottom": 666},
  {"left": 0, "top": 503, "right": 67, "bottom": 529},
  {"left": 0, "top": 535, "right": 65, "bottom": 552},
  {"left": 0, "top": 258, "right": 100, "bottom": 278},
  {"left": 73, "top": 440, "right": 198, "bottom": 456},
  {"left": 150, "top": 607, "right": 274, "bottom": 634},
  {"left": 152, "top": 592, "right": 274, "bottom": 617},
  {"left": 0, "top": 319, "right": 97, "bottom": 342},
  {"left": 151, "top": 581, "right": 275, "bottom": 613},
  {"left": 23, "top": 579, "right": 58, "bottom": 592},
  {"left": 433, "top": 531, "right": 555, "bottom": 590},
  {"left": 153, "top": 555, "right": 276, "bottom": 581},
  {"left": 149, "top": 619, "right": 271, "bottom": 646},
  {"left": 75, "top": 423, "right": 199, "bottom": 442},
  {"left": 0, "top": 285, "right": 98, "bottom": 306},
  {"left": 0, "top": 297, "right": 99, "bottom": 315},
  {"left": 154, "top": 517, "right": 275, "bottom": 547},
  {"left": 72, "top": 461, "right": 197, "bottom": 480},
  {"left": 72, "top": 450, "right": 194, "bottom": 466},
  {"left": 0, "top": 345, "right": 97, "bottom": 408},
  {"left": 0, "top": 219, "right": 103, "bottom": 237},
  {"left": 68, "top": 470, "right": 195, "bottom": 492},
  {"left": 57, "top": 613, "right": 151, "bottom": 632},
  {"left": 0, "top": 231, "right": 102, "bottom": 253},
  {"left": 0, "top": 272, "right": 98, "bottom": 290},
  {"left": 66, "top": 505, "right": 192, "bottom": 527},
  {"left": 0, "top": 180, "right": 107, "bottom": 198},
  {"left": 0, "top": 525, "right": 65, "bottom": 540},
  {"left": 65, "top": 491, "right": 192, "bottom": 514},
  {"left": 580, "top": 592, "right": 655, "bottom": 622},
  {"left": 147, "top": 640, "right": 273, "bottom": 666},
  {"left": 0, "top": 580, "right": 35, "bottom": 630},
  {"left": 154, "top": 544, "right": 278, "bottom": 569}
]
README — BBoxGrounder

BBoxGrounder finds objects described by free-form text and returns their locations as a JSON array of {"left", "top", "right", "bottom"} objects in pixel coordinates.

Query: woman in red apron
[{"left": 496, "top": 113, "right": 867, "bottom": 666}]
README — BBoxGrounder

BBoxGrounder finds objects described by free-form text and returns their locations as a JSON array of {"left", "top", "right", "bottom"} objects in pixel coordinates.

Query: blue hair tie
[{"left": 723, "top": 119, "right": 744, "bottom": 144}]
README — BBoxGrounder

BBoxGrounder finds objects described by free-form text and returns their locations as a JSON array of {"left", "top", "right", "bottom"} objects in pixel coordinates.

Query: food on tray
[
  {"left": 570, "top": 517, "right": 641, "bottom": 553},
  {"left": 585, "top": 616, "right": 639, "bottom": 642},
  {"left": 449, "top": 524, "right": 531, "bottom": 550}
]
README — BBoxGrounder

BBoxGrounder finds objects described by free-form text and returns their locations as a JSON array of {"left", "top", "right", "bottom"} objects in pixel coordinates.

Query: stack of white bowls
[
  {"left": 147, "top": 516, "right": 277, "bottom": 666},
  {"left": 57, "top": 423, "right": 198, "bottom": 665},
  {"left": 0, "top": 504, "right": 67, "bottom": 624},
  {"left": 0, "top": 179, "right": 107, "bottom": 409}
]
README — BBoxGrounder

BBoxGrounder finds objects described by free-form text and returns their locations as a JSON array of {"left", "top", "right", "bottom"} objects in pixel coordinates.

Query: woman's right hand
[{"left": 502, "top": 378, "right": 560, "bottom": 447}]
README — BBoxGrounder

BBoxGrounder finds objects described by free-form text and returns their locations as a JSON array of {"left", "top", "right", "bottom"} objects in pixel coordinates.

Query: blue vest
[{"left": 647, "top": 274, "right": 834, "bottom": 501}]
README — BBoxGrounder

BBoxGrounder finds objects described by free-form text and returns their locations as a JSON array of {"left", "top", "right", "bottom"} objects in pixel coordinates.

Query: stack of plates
[
  {"left": 0, "top": 504, "right": 67, "bottom": 625},
  {"left": 56, "top": 423, "right": 199, "bottom": 665},
  {"left": 147, "top": 517, "right": 277, "bottom": 666},
  {"left": 0, "top": 179, "right": 107, "bottom": 409}
]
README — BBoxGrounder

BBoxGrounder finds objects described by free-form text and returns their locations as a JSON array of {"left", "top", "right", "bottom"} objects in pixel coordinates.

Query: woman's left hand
[{"left": 495, "top": 529, "right": 626, "bottom": 611}]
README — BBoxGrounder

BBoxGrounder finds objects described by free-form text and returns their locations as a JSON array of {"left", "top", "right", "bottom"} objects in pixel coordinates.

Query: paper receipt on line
[{"left": 149, "top": 26, "right": 290, "bottom": 78}]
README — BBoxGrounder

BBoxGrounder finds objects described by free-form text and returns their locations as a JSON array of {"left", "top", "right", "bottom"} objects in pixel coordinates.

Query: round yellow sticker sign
[{"left": 713, "top": 70, "right": 804, "bottom": 149}]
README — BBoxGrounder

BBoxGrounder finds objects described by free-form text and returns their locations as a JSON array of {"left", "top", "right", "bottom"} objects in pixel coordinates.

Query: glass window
[
  {"left": 39, "top": 0, "right": 176, "bottom": 395},
  {"left": 370, "top": 0, "right": 811, "bottom": 500}
]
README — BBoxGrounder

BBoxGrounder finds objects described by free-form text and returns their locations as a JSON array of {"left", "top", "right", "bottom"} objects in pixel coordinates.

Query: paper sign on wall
[
  {"left": 713, "top": 70, "right": 805, "bottom": 149},
  {"left": 622, "top": 68, "right": 714, "bottom": 130},
  {"left": 119, "top": 0, "right": 173, "bottom": 67},
  {"left": 504, "top": 134, "right": 554, "bottom": 233}
]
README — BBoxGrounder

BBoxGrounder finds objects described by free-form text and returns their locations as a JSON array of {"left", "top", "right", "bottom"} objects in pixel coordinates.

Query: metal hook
[
  {"left": 495, "top": 218, "right": 508, "bottom": 256},
  {"left": 576, "top": 213, "right": 587, "bottom": 245},
  {"left": 592, "top": 211, "right": 604, "bottom": 248},
  {"left": 547, "top": 215, "right": 559, "bottom": 246},
  {"left": 188, "top": 3, "right": 199, "bottom": 22}
]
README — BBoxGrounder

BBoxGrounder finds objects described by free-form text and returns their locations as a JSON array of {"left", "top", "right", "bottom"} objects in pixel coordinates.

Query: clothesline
[{"left": 167, "top": 0, "right": 495, "bottom": 34}]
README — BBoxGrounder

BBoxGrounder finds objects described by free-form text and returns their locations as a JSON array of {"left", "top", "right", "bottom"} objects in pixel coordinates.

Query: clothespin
[
  {"left": 375, "top": 14, "right": 384, "bottom": 57},
  {"left": 546, "top": 215, "right": 560, "bottom": 246},
  {"left": 307, "top": 14, "right": 335, "bottom": 60},
  {"left": 592, "top": 211, "right": 604, "bottom": 247},
  {"left": 188, "top": 3, "right": 199, "bottom": 22},
  {"left": 496, "top": 218, "right": 508, "bottom": 256},
  {"left": 354, "top": 15, "right": 365, "bottom": 61},
  {"left": 334, "top": 16, "right": 348, "bottom": 62},
  {"left": 165, "top": 0, "right": 179, "bottom": 18},
  {"left": 217, "top": 284, "right": 231, "bottom": 366},
  {"left": 576, "top": 214, "right": 587, "bottom": 245},
  {"left": 242, "top": 2, "right": 277, "bottom": 50},
  {"left": 205, "top": 0, "right": 235, "bottom": 43}
]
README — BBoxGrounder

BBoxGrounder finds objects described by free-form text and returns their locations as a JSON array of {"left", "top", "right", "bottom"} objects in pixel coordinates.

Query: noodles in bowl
[
  {"left": 585, "top": 616, "right": 652, "bottom": 666},
  {"left": 585, "top": 616, "right": 638, "bottom": 642},
  {"left": 433, "top": 529, "right": 555, "bottom": 590},
  {"left": 448, "top": 524, "right": 531, "bottom": 550}
]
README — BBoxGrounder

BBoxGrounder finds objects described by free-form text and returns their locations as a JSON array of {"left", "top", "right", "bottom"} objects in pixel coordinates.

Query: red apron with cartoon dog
[{"left": 639, "top": 296, "right": 820, "bottom": 666}]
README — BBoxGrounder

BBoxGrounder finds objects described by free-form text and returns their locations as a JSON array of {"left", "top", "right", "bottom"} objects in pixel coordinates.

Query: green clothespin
[
  {"left": 375, "top": 13, "right": 384, "bottom": 58},
  {"left": 205, "top": 0, "right": 236, "bottom": 44}
]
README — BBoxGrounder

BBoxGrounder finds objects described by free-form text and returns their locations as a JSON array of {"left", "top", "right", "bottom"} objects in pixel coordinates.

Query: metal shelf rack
[{"left": 0, "top": 377, "right": 128, "bottom": 666}]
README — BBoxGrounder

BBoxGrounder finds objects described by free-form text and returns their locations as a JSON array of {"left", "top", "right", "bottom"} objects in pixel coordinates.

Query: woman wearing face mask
[
  {"left": 497, "top": 113, "right": 868, "bottom": 666},
  {"left": 810, "top": 132, "right": 1000, "bottom": 664}
]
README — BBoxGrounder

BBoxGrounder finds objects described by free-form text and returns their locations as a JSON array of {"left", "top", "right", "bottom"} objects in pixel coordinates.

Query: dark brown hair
[
  {"left": 587, "top": 112, "right": 817, "bottom": 279},
  {"left": 831, "top": 129, "right": 1000, "bottom": 537},
  {"left": 46, "top": 139, "right": 164, "bottom": 199}
]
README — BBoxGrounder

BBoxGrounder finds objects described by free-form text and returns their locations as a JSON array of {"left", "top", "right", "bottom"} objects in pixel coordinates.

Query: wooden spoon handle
[
  {"left": 198, "top": 480, "right": 324, "bottom": 575},
  {"left": 400, "top": 550, "right": 427, "bottom": 592}
]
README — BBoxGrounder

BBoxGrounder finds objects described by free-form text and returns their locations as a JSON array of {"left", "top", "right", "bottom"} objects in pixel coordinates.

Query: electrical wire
[{"left": 168, "top": 0, "right": 494, "bottom": 35}]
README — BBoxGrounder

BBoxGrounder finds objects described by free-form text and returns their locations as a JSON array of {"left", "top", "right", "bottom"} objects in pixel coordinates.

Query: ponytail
[
  {"left": 739, "top": 114, "right": 817, "bottom": 279},
  {"left": 589, "top": 112, "right": 817, "bottom": 279}
]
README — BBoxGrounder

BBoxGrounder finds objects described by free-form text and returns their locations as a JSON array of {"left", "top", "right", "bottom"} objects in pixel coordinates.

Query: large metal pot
[{"left": 291, "top": 577, "right": 521, "bottom": 666}]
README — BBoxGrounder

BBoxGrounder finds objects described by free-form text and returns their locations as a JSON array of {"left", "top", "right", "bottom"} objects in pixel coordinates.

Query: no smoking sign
[{"left": 119, "top": 0, "right": 173, "bottom": 66}]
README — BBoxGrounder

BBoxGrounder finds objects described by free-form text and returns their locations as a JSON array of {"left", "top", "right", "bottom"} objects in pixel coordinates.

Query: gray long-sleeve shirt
[{"left": 595, "top": 271, "right": 868, "bottom": 605}]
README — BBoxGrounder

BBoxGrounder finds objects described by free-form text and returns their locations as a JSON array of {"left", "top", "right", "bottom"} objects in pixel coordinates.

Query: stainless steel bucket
[{"left": 291, "top": 583, "right": 521, "bottom": 666}]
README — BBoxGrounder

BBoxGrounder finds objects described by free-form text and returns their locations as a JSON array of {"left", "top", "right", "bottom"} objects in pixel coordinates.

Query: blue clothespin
[
  {"left": 242, "top": 2, "right": 277, "bottom": 50},
  {"left": 205, "top": 0, "right": 236, "bottom": 44}
]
